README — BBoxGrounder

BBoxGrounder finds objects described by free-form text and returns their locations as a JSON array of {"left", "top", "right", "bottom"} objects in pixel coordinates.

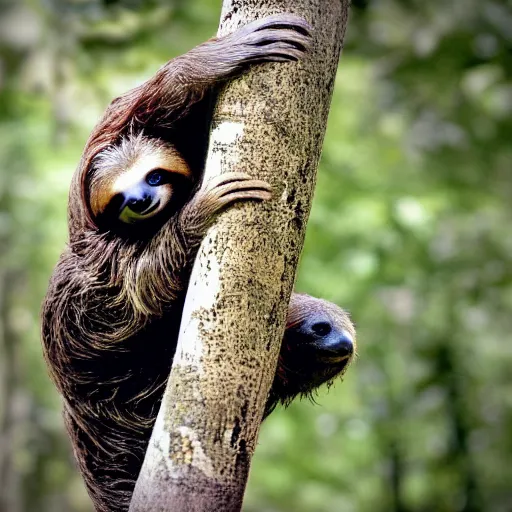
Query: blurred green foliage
[{"left": 0, "top": 0, "right": 510, "bottom": 511}]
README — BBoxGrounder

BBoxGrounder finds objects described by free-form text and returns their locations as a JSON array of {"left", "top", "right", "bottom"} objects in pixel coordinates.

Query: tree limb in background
[{"left": 129, "top": 0, "right": 350, "bottom": 510}]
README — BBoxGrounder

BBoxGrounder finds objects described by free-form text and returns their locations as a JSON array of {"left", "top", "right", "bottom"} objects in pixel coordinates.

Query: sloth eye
[{"left": 146, "top": 169, "right": 167, "bottom": 187}]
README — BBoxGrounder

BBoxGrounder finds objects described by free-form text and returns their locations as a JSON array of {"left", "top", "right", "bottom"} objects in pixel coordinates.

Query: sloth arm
[{"left": 80, "top": 14, "right": 311, "bottom": 161}]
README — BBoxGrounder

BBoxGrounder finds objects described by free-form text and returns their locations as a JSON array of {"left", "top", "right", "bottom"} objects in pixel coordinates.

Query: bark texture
[{"left": 129, "top": 1, "right": 349, "bottom": 510}]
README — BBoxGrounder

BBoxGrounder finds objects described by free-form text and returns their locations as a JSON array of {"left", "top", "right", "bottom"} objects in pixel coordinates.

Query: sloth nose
[
  {"left": 311, "top": 323, "right": 353, "bottom": 360},
  {"left": 127, "top": 194, "right": 152, "bottom": 214},
  {"left": 324, "top": 332, "right": 353, "bottom": 358},
  {"left": 305, "top": 319, "right": 354, "bottom": 358}
]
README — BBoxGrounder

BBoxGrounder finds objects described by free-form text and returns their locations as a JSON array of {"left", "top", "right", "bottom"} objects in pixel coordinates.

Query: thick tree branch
[{"left": 130, "top": 1, "right": 349, "bottom": 510}]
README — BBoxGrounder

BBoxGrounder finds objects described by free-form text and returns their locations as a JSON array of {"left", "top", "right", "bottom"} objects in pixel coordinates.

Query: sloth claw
[
  {"left": 192, "top": 172, "right": 272, "bottom": 219},
  {"left": 242, "top": 14, "right": 312, "bottom": 38},
  {"left": 232, "top": 14, "right": 313, "bottom": 63}
]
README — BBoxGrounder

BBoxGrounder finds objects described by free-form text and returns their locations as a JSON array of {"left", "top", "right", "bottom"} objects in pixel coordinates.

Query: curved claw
[
  {"left": 187, "top": 172, "right": 272, "bottom": 224},
  {"left": 243, "top": 28, "right": 312, "bottom": 51},
  {"left": 203, "top": 173, "right": 272, "bottom": 202},
  {"left": 242, "top": 14, "right": 312, "bottom": 37},
  {"left": 228, "top": 14, "right": 313, "bottom": 65},
  {"left": 213, "top": 178, "right": 272, "bottom": 200}
]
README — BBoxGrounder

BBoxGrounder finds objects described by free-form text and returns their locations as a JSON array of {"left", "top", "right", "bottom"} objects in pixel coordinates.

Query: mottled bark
[{"left": 129, "top": 1, "right": 349, "bottom": 510}]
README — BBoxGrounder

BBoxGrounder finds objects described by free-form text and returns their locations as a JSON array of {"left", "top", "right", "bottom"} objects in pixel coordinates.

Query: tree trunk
[{"left": 130, "top": 1, "right": 349, "bottom": 510}]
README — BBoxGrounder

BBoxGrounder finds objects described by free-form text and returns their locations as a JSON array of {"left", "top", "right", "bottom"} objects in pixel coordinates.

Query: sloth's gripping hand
[
  {"left": 179, "top": 172, "right": 271, "bottom": 245},
  {"left": 200, "top": 14, "right": 313, "bottom": 68},
  {"left": 79, "top": 15, "right": 312, "bottom": 174},
  {"left": 132, "top": 14, "right": 313, "bottom": 121}
]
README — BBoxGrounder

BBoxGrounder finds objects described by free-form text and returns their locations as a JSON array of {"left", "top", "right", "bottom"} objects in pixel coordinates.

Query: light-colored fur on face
[{"left": 89, "top": 133, "right": 192, "bottom": 218}]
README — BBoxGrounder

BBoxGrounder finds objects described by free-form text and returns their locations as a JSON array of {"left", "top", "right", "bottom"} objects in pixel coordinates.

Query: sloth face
[
  {"left": 278, "top": 295, "right": 356, "bottom": 395},
  {"left": 89, "top": 134, "right": 192, "bottom": 225}
]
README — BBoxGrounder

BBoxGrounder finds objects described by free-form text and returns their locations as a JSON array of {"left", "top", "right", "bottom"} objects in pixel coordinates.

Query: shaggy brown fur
[{"left": 42, "top": 15, "right": 355, "bottom": 512}]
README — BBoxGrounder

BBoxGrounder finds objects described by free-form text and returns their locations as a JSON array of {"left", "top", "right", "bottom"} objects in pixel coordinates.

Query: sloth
[{"left": 41, "top": 14, "right": 356, "bottom": 512}]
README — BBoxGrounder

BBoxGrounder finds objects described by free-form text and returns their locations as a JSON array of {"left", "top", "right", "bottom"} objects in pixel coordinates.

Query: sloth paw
[
  {"left": 200, "top": 172, "right": 272, "bottom": 212},
  {"left": 182, "top": 172, "right": 272, "bottom": 232},
  {"left": 232, "top": 14, "right": 313, "bottom": 63}
]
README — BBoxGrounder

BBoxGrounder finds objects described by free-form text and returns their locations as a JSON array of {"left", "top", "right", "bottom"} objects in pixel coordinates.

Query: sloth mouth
[
  {"left": 140, "top": 199, "right": 160, "bottom": 216},
  {"left": 317, "top": 352, "right": 353, "bottom": 364}
]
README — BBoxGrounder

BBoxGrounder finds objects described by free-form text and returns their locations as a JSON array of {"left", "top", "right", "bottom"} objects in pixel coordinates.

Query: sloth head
[{"left": 88, "top": 133, "right": 192, "bottom": 226}]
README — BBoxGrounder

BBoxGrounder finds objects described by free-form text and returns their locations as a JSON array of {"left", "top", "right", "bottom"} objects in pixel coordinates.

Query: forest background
[{"left": 0, "top": 0, "right": 510, "bottom": 511}]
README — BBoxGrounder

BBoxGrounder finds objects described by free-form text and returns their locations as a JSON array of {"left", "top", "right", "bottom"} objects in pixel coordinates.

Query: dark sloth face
[
  {"left": 88, "top": 134, "right": 192, "bottom": 227},
  {"left": 270, "top": 295, "right": 356, "bottom": 408}
]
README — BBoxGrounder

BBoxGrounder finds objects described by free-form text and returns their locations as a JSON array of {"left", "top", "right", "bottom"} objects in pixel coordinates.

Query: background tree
[{"left": 0, "top": 0, "right": 510, "bottom": 511}]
